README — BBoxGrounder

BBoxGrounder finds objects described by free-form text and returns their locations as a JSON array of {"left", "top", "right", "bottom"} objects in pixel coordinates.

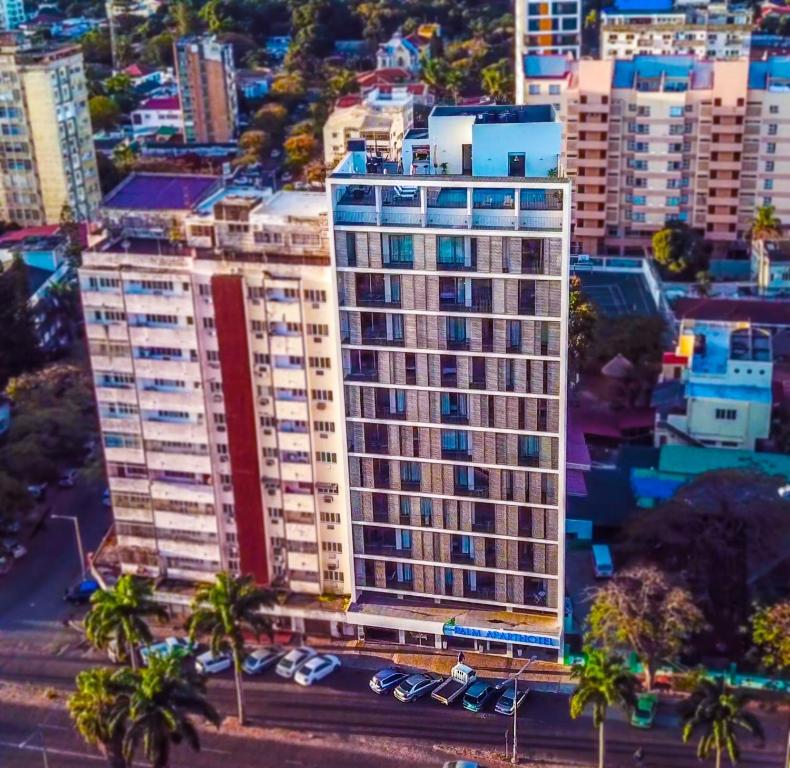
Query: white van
[{"left": 592, "top": 544, "right": 613, "bottom": 578}]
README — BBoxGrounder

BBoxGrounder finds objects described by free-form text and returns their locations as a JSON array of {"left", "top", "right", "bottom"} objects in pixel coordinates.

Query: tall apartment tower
[
  {"left": 0, "top": 0, "right": 24, "bottom": 30},
  {"left": 515, "top": 0, "right": 581, "bottom": 104},
  {"left": 0, "top": 37, "right": 100, "bottom": 225},
  {"left": 520, "top": 55, "right": 790, "bottom": 259},
  {"left": 174, "top": 36, "right": 239, "bottom": 144},
  {"left": 329, "top": 106, "right": 571, "bottom": 659},
  {"left": 80, "top": 173, "right": 351, "bottom": 606}
]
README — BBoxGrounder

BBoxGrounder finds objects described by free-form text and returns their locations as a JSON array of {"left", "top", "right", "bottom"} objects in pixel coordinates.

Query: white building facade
[
  {"left": 328, "top": 105, "right": 571, "bottom": 659},
  {"left": 81, "top": 178, "right": 352, "bottom": 598}
]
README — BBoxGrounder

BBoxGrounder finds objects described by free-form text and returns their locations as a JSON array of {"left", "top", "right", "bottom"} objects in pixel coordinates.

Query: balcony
[
  {"left": 345, "top": 366, "right": 378, "bottom": 382},
  {"left": 471, "top": 503, "right": 495, "bottom": 533},
  {"left": 454, "top": 484, "right": 489, "bottom": 498},
  {"left": 361, "top": 333, "right": 404, "bottom": 347},
  {"left": 440, "top": 411, "right": 469, "bottom": 425},
  {"left": 446, "top": 337, "right": 470, "bottom": 350},
  {"left": 439, "top": 294, "right": 493, "bottom": 314},
  {"left": 356, "top": 291, "right": 400, "bottom": 308}
]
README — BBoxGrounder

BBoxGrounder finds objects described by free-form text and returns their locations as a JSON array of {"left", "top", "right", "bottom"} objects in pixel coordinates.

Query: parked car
[
  {"left": 369, "top": 667, "right": 409, "bottom": 695},
  {"left": 58, "top": 469, "right": 79, "bottom": 488},
  {"left": 294, "top": 654, "right": 341, "bottom": 686},
  {"left": 140, "top": 637, "right": 196, "bottom": 666},
  {"left": 494, "top": 680, "right": 529, "bottom": 715},
  {"left": 0, "top": 519, "right": 21, "bottom": 535},
  {"left": 443, "top": 762, "right": 480, "bottom": 768},
  {"left": 0, "top": 555, "right": 11, "bottom": 573},
  {"left": 27, "top": 483, "right": 47, "bottom": 500},
  {"left": 63, "top": 578, "right": 100, "bottom": 604},
  {"left": 242, "top": 645, "right": 285, "bottom": 675},
  {"left": 630, "top": 693, "right": 658, "bottom": 729},
  {"left": 462, "top": 679, "right": 502, "bottom": 713},
  {"left": 6, "top": 542, "right": 26, "bottom": 559},
  {"left": 102, "top": 488, "right": 111, "bottom": 507},
  {"left": 393, "top": 673, "right": 441, "bottom": 703},
  {"left": 275, "top": 646, "right": 317, "bottom": 679},
  {"left": 195, "top": 650, "right": 232, "bottom": 675},
  {"left": 432, "top": 662, "right": 477, "bottom": 706}
]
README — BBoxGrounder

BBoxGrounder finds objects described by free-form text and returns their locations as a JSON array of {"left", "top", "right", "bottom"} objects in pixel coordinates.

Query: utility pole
[
  {"left": 512, "top": 655, "right": 538, "bottom": 765},
  {"left": 52, "top": 514, "right": 86, "bottom": 576}
]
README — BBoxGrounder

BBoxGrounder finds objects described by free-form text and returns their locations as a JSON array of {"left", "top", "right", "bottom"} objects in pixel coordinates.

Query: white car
[
  {"left": 195, "top": 650, "right": 232, "bottom": 675},
  {"left": 294, "top": 654, "right": 341, "bottom": 687},
  {"left": 242, "top": 645, "right": 284, "bottom": 675},
  {"left": 9, "top": 543, "right": 26, "bottom": 559},
  {"left": 275, "top": 646, "right": 317, "bottom": 679},
  {"left": 140, "top": 636, "right": 195, "bottom": 666}
]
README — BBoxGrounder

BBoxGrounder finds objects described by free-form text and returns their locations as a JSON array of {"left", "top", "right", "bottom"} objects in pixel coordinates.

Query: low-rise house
[
  {"left": 752, "top": 238, "right": 790, "bottom": 296},
  {"left": 376, "top": 31, "right": 421, "bottom": 74},
  {"left": 130, "top": 95, "right": 182, "bottom": 137},
  {"left": 123, "top": 63, "right": 173, "bottom": 91},
  {"left": 323, "top": 87, "right": 414, "bottom": 164},
  {"left": 264, "top": 35, "right": 291, "bottom": 61},
  {"left": 654, "top": 320, "right": 773, "bottom": 451},
  {"left": 236, "top": 69, "right": 272, "bottom": 100}
]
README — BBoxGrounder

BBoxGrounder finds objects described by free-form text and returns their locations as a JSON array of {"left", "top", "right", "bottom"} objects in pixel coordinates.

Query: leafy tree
[
  {"left": 588, "top": 314, "right": 667, "bottom": 374},
  {"left": 187, "top": 572, "right": 274, "bottom": 725},
  {"left": 586, "top": 565, "right": 705, "bottom": 691},
  {"left": 238, "top": 129, "right": 270, "bottom": 163},
  {"left": 89, "top": 96, "right": 122, "bottom": 132},
  {"left": 284, "top": 133, "right": 317, "bottom": 169},
  {"left": 568, "top": 275, "right": 597, "bottom": 370},
  {"left": 123, "top": 654, "right": 220, "bottom": 768},
  {"left": 0, "top": 471, "right": 32, "bottom": 525},
  {"left": 85, "top": 575, "right": 167, "bottom": 671},
  {"left": 569, "top": 648, "right": 639, "bottom": 768},
  {"left": 80, "top": 29, "right": 113, "bottom": 66},
  {"left": 104, "top": 73, "right": 138, "bottom": 114},
  {"left": 325, "top": 66, "right": 358, "bottom": 100},
  {"left": 0, "top": 258, "right": 40, "bottom": 388},
  {"left": 481, "top": 58, "right": 513, "bottom": 103},
  {"left": 652, "top": 222, "right": 706, "bottom": 277},
  {"left": 171, "top": 1, "right": 200, "bottom": 36},
  {"left": 305, "top": 160, "right": 327, "bottom": 184},
  {"left": 748, "top": 204, "right": 782, "bottom": 241},
  {"left": 253, "top": 102, "right": 289, "bottom": 135},
  {"left": 420, "top": 55, "right": 453, "bottom": 101},
  {"left": 69, "top": 667, "right": 132, "bottom": 768},
  {"left": 270, "top": 72, "right": 306, "bottom": 105},
  {"left": 749, "top": 601, "right": 790, "bottom": 674},
  {"left": 681, "top": 678, "right": 764, "bottom": 768},
  {"left": 696, "top": 269, "right": 713, "bottom": 297},
  {"left": 198, "top": 0, "right": 229, "bottom": 33},
  {"left": 623, "top": 470, "right": 788, "bottom": 657}
]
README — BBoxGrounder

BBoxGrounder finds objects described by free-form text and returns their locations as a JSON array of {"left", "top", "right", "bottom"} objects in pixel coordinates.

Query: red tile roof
[
  {"left": 336, "top": 95, "right": 362, "bottom": 108},
  {"left": 672, "top": 297, "right": 790, "bottom": 327},
  {"left": 123, "top": 63, "right": 156, "bottom": 77},
  {"left": 139, "top": 96, "right": 180, "bottom": 111},
  {"left": 662, "top": 352, "right": 688, "bottom": 365},
  {"left": 356, "top": 68, "right": 412, "bottom": 88}
]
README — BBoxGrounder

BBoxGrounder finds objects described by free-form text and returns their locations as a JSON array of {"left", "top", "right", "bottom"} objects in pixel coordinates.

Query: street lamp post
[
  {"left": 51, "top": 514, "right": 86, "bottom": 577},
  {"left": 511, "top": 654, "right": 538, "bottom": 765}
]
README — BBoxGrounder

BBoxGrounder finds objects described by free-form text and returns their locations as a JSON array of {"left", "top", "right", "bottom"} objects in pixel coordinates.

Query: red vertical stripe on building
[{"left": 210, "top": 275, "right": 268, "bottom": 584}]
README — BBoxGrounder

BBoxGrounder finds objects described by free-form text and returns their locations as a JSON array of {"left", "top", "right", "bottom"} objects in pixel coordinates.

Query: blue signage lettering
[{"left": 443, "top": 624, "right": 559, "bottom": 648}]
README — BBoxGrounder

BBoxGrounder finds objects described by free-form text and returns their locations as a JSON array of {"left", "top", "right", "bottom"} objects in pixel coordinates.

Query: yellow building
[{"left": 0, "top": 36, "right": 100, "bottom": 225}]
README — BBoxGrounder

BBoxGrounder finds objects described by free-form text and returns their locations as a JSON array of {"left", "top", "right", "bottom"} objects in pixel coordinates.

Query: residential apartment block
[
  {"left": 600, "top": 0, "right": 752, "bottom": 61},
  {"left": 323, "top": 88, "right": 414, "bottom": 166},
  {"left": 81, "top": 173, "right": 351, "bottom": 599},
  {"left": 752, "top": 238, "right": 790, "bottom": 295},
  {"left": 519, "top": 55, "right": 790, "bottom": 258},
  {"left": 329, "top": 105, "right": 571, "bottom": 658},
  {"left": 0, "top": 36, "right": 100, "bottom": 225},
  {"left": 0, "top": 0, "right": 24, "bottom": 30},
  {"left": 174, "top": 36, "right": 239, "bottom": 144},
  {"left": 655, "top": 320, "right": 773, "bottom": 450},
  {"left": 515, "top": 0, "right": 581, "bottom": 104}
]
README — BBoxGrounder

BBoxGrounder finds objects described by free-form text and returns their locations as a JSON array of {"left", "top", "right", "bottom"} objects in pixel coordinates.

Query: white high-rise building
[
  {"left": 0, "top": 0, "right": 24, "bottom": 30},
  {"left": 515, "top": 0, "right": 581, "bottom": 104},
  {"left": 81, "top": 173, "right": 352, "bottom": 618},
  {"left": 328, "top": 105, "right": 572, "bottom": 659}
]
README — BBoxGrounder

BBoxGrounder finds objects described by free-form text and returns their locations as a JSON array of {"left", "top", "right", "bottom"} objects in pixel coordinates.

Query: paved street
[
  {"left": 0, "top": 480, "right": 111, "bottom": 633},
  {"left": 0, "top": 483, "right": 785, "bottom": 768}
]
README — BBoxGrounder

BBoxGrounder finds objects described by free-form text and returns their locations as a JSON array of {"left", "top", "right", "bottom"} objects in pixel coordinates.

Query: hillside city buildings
[
  {"left": 518, "top": 54, "right": 790, "bottom": 258},
  {"left": 600, "top": 0, "right": 753, "bottom": 61},
  {"left": 0, "top": 36, "right": 100, "bottom": 225},
  {"left": 174, "top": 36, "right": 239, "bottom": 144},
  {"left": 328, "top": 105, "right": 571, "bottom": 657},
  {"left": 80, "top": 173, "right": 351, "bottom": 600}
]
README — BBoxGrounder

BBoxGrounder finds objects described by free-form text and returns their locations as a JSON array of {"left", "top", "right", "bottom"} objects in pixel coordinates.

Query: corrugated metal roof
[
  {"left": 524, "top": 55, "right": 572, "bottom": 78},
  {"left": 658, "top": 445, "right": 790, "bottom": 479},
  {"left": 610, "top": 0, "right": 673, "bottom": 13}
]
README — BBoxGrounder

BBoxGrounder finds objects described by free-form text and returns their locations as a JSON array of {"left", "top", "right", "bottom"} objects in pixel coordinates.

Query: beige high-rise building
[
  {"left": 520, "top": 55, "right": 790, "bottom": 258},
  {"left": 0, "top": 36, "right": 100, "bottom": 225},
  {"left": 81, "top": 173, "right": 351, "bottom": 605}
]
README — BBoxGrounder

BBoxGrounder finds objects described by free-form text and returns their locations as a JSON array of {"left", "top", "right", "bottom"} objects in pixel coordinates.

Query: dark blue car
[{"left": 64, "top": 579, "right": 100, "bottom": 604}]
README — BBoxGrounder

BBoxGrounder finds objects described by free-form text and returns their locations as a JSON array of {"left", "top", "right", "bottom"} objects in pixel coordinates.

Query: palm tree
[
  {"left": 123, "top": 654, "right": 220, "bottom": 768},
  {"left": 68, "top": 667, "right": 133, "bottom": 768},
  {"left": 749, "top": 204, "right": 782, "bottom": 241},
  {"left": 187, "top": 572, "right": 275, "bottom": 725},
  {"left": 569, "top": 648, "right": 639, "bottom": 768},
  {"left": 681, "top": 678, "right": 765, "bottom": 768},
  {"left": 85, "top": 575, "right": 167, "bottom": 671},
  {"left": 481, "top": 60, "right": 513, "bottom": 104}
]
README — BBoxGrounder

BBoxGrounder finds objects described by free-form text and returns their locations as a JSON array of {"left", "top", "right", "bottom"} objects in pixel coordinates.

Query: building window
[
  {"left": 767, "top": 143, "right": 776, "bottom": 154},
  {"left": 315, "top": 451, "right": 337, "bottom": 463},
  {"left": 528, "top": 84, "right": 540, "bottom": 95},
  {"left": 714, "top": 408, "right": 737, "bottom": 421},
  {"left": 765, "top": 161, "right": 775, "bottom": 173},
  {"left": 768, "top": 124, "right": 778, "bottom": 135},
  {"left": 764, "top": 179, "right": 773, "bottom": 191},
  {"left": 314, "top": 420, "right": 335, "bottom": 432},
  {"left": 311, "top": 389, "right": 333, "bottom": 401},
  {"left": 321, "top": 541, "right": 342, "bottom": 552},
  {"left": 769, "top": 105, "right": 779, "bottom": 115}
]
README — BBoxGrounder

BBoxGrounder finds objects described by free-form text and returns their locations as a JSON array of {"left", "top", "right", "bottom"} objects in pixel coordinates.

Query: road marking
[{"left": 202, "top": 747, "right": 232, "bottom": 754}]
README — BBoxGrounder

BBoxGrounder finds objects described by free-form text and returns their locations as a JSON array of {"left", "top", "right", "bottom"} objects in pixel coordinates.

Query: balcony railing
[
  {"left": 345, "top": 367, "right": 378, "bottom": 382},
  {"left": 439, "top": 296, "right": 492, "bottom": 313},
  {"left": 364, "top": 543, "right": 412, "bottom": 558},
  {"left": 361, "top": 334, "right": 405, "bottom": 347},
  {"left": 356, "top": 293, "right": 401, "bottom": 308},
  {"left": 455, "top": 485, "right": 489, "bottom": 498}
]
